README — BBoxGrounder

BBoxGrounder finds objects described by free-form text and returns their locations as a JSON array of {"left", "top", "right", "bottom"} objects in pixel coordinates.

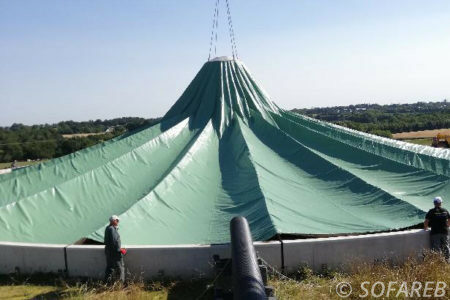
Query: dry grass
[
  {"left": 393, "top": 128, "right": 450, "bottom": 139},
  {"left": 0, "top": 283, "right": 167, "bottom": 300},
  {"left": 270, "top": 251, "right": 450, "bottom": 299}
]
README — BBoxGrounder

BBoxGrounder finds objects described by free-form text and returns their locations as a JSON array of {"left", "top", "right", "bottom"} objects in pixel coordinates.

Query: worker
[
  {"left": 424, "top": 197, "right": 450, "bottom": 260},
  {"left": 104, "top": 215, "right": 127, "bottom": 283}
]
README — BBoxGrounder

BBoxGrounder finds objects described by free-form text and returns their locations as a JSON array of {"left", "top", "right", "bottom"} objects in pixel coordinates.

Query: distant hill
[
  {"left": 1, "top": 100, "right": 449, "bottom": 163},
  {"left": 293, "top": 100, "right": 450, "bottom": 137}
]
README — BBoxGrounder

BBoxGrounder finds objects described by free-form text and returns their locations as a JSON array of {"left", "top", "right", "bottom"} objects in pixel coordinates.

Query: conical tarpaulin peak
[{"left": 1, "top": 57, "right": 450, "bottom": 245}]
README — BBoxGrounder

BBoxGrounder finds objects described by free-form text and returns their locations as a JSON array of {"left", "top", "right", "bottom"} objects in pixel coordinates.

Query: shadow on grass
[
  {"left": 166, "top": 279, "right": 213, "bottom": 300},
  {"left": 29, "top": 289, "right": 72, "bottom": 300},
  {"left": 1, "top": 273, "right": 214, "bottom": 300},
  {"left": 0, "top": 272, "right": 66, "bottom": 286},
  {"left": 145, "top": 277, "right": 213, "bottom": 300}
]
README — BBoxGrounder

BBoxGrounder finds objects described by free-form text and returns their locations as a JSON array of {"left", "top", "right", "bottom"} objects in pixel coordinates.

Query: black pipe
[{"left": 230, "top": 216, "right": 267, "bottom": 300}]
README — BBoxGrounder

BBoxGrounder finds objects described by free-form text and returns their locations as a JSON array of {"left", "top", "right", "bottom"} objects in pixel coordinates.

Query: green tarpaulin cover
[{"left": 1, "top": 57, "right": 450, "bottom": 245}]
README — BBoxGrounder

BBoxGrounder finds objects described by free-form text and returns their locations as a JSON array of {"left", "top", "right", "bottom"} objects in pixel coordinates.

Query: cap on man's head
[
  {"left": 109, "top": 215, "right": 120, "bottom": 222},
  {"left": 433, "top": 197, "right": 443, "bottom": 204}
]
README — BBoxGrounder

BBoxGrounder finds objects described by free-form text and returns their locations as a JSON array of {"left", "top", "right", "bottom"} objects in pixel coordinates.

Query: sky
[{"left": 1, "top": 0, "right": 450, "bottom": 126}]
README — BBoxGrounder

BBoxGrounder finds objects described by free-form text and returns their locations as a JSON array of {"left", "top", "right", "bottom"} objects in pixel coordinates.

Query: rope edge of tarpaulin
[
  {"left": 63, "top": 239, "right": 78, "bottom": 277},
  {"left": 277, "top": 234, "right": 285, "bottom": 273},
  {"left": 64, "top": 244, "right": 69, "bottom": 276}
]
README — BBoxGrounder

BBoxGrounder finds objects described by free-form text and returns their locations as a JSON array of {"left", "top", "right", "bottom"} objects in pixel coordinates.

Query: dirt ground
[{"left": 62, "top": 133, "right": 104, "bottom": 139}]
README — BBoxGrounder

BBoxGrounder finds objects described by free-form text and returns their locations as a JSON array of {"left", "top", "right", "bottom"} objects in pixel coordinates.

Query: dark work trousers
[
  {"left": 430, "top": 233, "right": 450, "bottom": 260},
  {"left": 105, "top": 252, "right": 125, "bottom": 283}
]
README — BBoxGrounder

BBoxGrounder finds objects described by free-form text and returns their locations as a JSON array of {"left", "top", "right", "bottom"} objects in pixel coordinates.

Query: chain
[
  {"left": 258, "top": 256, "right": 303, "bottom": 286},
  {"left": 195, "top": 259, "right": 231, "bottom": 300},
  {"left": 194, "top": 256, "right": 304, "bottom": 299},
  {"left": 215, "top": 2, "right": 219, "bottom": 57},
  {"left": 207, "top": 0, "right": 239, "bottom": 60},
  {"left": 225, "top": 0, "right": 238, "bottom": 59},
  {"left": 208, "top": 0, "right": 220, "bottom": 61}
]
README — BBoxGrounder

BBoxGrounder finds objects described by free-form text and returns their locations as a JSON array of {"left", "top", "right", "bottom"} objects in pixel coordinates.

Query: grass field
[
  {"left": 0, "top": 277, "right": 212, "bottom": 300},
  {"left": 62, "top": 133, "right": 104, "bottom": 139},
  {"left": 1, "top": 252, "right": 449, "bottom": 299},
  {"left": 393, "top": 128, "right": 450, "bottom": 139},
  {"left": 0, "top": 160, "right": 46, "bottom": 170},
  {"left": 0, "top": 283, "right": 170, "bottom": 299},
  {"left": 401, "top": 138, "right": 433, "bottom": 146},
  {"left": 391, "top": 128, "right": 450, "bottom": 147}
]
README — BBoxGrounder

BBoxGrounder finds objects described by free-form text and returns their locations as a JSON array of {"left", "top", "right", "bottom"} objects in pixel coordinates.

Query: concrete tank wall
[
  {"left": 283, "top": 229, "right": 430, "bottom": 273},
  {"left": 66, "top": 241, "right": 281, "bottom": 279},
  {"left": 0, "top": 242, "right": 66, "bottom": 274},
  {"left": 0, "top": 229, "right": 432, "bottom": 279}
]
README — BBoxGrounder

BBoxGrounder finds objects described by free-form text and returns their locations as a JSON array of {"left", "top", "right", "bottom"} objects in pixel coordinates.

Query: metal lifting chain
[
  {"left": 208, "top": 0, "right": 220, "bottom": 61},
  {"left": 225, "top": 0, "right": 238, "bottom": 59},
  {"left": 207, "top": 0, "right": 239, "bottom": 61}
]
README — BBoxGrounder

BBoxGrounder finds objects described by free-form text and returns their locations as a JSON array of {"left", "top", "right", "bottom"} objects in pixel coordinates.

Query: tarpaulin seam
[{"left": 235, "top": 118, "right": 278, "bottom": 237}]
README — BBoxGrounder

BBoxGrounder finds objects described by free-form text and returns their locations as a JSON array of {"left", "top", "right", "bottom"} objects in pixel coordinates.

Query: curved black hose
[{"left": 230, "top": 216, "right": 267, "bottom": 300}]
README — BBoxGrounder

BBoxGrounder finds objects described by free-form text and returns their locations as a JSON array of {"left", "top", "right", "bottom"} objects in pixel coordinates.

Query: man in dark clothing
[
  {"left": 104, "top": 215, "right": 126, "bottom": 283},
  {"left": 424, "top": 197, "right": 450, "bottom": 260}
]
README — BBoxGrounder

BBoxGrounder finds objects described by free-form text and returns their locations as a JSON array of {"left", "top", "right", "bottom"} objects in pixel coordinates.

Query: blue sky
[{"left": 1, "top": 0, "right": 450, "bottom": 126}]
